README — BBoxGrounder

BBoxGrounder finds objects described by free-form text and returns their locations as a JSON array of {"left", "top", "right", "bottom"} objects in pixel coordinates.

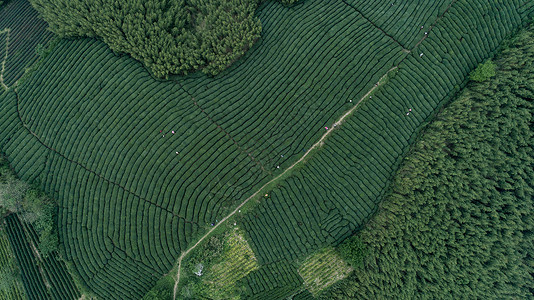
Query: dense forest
[
  {"left": 322, "top": 25, "right": 534, "bottom": 299},
  {"left": 30, "top": 0, "right": 299, "bottom": 78}
]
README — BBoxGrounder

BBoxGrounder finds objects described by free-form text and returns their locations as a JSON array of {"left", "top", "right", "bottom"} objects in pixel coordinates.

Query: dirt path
[{"left": 171, "top": 66, "right": 398, "bottom": 299}]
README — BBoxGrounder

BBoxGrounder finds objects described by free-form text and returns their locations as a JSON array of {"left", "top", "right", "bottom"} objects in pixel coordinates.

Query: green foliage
[
  {"left": 336, "top": 236, "right": 366, "bottom": 269},
  {"left": 469, "top": 59, "right": 496, "bottom": 82},
  {"left": 30, "top": 0, "right": 302, "bottom": 77},
  {"left": 0, "top": 224, "right": 25, "bottom": 300},
  {"left": 322, "top": 24, "right": 534, "bottom": 299},
  {"left": 142, "top": 276, "right": 174, "bottom": 300},
  {"left": 179, "top": 230, "right": 258, "bottom": 300},
  {"left": 0, "top": 157, "right": 58, "bottom": 257}
]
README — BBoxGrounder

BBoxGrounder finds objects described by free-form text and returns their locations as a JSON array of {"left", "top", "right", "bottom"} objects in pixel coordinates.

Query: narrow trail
[{"left": 170, "top": 2, "right": 458, "bottom": 295}]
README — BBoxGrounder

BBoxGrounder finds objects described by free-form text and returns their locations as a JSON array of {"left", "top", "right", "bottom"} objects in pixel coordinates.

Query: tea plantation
[{"left": 0, "top": 0, "right": 533, "bottom": 299}]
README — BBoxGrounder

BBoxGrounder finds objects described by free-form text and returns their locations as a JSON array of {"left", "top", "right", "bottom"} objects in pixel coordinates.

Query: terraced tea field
[{"left": 0, "top": 0, "right": 533, "bottom": 298}]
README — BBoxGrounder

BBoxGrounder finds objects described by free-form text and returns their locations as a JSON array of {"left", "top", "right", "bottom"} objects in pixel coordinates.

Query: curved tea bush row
[
  {"left": 240, "top": 0, "right": 534, "bottom": 281},
  {"left": 239, "top": 259, "right": 303, "bottom": 299},
  {"left": 0, "top": 0, "right": 54, "bottom": 87},
  {"left": 23, "top": 222, "right": 80, "bottom": 300},
  {"left": 343, "top": 0, "right": 453, "bottom": 49},
  {"left": 4, "top": 214, "right": 49, "bottom": 299},
  {"left": 180, "top": 0, "right": 405, "bottom": 173},
  {"left": 0, "top": 221, "right": 26, "bottom": 300}
]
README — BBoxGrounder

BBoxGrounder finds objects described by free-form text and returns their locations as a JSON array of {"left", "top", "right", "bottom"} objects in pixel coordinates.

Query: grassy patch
[{"left": 298, "top": 247, "right": 353, "bottom": 296}]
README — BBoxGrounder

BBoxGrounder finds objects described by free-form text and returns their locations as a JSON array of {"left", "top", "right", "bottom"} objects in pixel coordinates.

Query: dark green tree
[{"left": 30, "top": 0, "right": 301, "bottom": 78}]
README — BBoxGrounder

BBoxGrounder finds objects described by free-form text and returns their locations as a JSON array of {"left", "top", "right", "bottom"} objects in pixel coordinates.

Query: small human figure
[
  {"left": 409, "top": 108, "right": 412, "bottom": 112},
  {"left": 407, "top": 112, "right": 410, "bottom": 115},
  {"left": 420, "top": 53, "right": 424, "bottom": 57},
  {"left": 172, "top": 131, "right": 175, "bottom": 134},
  {"left": 325, "top": 127, "right": 329, "bottom": 130},
  {"left": 277, "top": 165, "right": 280, "bottom": 169}
]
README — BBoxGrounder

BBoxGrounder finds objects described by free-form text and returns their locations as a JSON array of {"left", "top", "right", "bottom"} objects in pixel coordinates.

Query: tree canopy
[
  {"left": 30, "top": 0, "right": 299, "bottom": 78},
  {"left": 469, "top": 59, "right": 496, "bottom": 82},
  {"left": 0, "top": 156, "right": 58, "bottom": 257},
  {"left": 322, "top": 25, "right": 534, "bottom": 299}
]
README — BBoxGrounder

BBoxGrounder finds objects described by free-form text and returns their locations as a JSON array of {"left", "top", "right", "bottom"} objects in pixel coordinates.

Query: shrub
[{"left": 469, "top": 60, "right": 496, "bottom": 82}]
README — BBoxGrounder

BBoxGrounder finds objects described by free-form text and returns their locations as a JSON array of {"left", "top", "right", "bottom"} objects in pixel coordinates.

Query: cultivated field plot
[
  {"left": 0, "top": 221, "right": 26, "bottom": 300},
  {"left": 0, "top": 0, "right": 533, "bottom": 299},
  {"left": 4, "top": 215, "right": 80, "bottom": 300},
  {"left": 0, "top": 0, "right": 55, "bottom": 88},
  {"left": 298, "top": 248, "right": 352, "bottom": 296},
  {"left": 344, "top": 0, "right": 453, "bottom": 49},
  {"left": 180, "top": 0, "right": 406, "bottom": 173},
  {"left": 240, "top": 259, "right": 303, "bottom": 300}
]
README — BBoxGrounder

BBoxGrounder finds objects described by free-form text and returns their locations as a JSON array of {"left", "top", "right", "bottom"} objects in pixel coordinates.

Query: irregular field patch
[
  {"left": 298, "top": 247, "right": 352, "bottom": 296},
  {"left": 0, "top": 220, "right": 25, "bottom": 300}
]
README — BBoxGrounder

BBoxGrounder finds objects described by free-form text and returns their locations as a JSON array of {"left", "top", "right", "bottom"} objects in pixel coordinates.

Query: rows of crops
[
  {"left": 344, "top": 0, "right": 453, "bottom": 49},
  {"left": 23, "top": 222, "right": 80, "bottom": 300},
  {"left": 239, "top": 0, "right": 534, "bottom": 289},
  {"left": 180, "top": 0, "right": 406, "bottom": 174},
  {"left": 4, "top": 214, "right": 49, "bottom": 299},
  {"left": 239, "top": 259, "right": 303, "bottom": 299},
  {"left": 0, "top": 221, "right": 25, "bottom": 300},
  {"left": 205, "top": 232, "right": 258, "bottom": 291},
  {"left": 0, "top": 0, "right": 54, "bottom": 88},
  {"left": 0, "top": 0, "right": 413, "bottom": 297}
]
